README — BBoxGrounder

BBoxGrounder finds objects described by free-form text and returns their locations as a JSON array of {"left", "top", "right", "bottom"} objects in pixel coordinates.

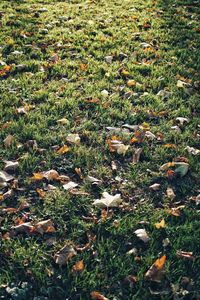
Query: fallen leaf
[
  {"left": 66, "top": 133, "right": 81, "bottom": 145},
  {"left": 56, "top": 145, "right": 70, "bottom": 155},
  {"left": 63, "top": 181, "right": 78, "bottom": 191},
  {"left": 4, "top": 135, "right": 14, "bottom": 147},
  {"left": 91, "top": 291, "right": 108, "bottom": 300},
  {"left": 145, "top": 255, "right": 166, "bottom": 282},
  {"left": 4, "top": 161, "right": 19, "bottom": 172},
  {"left": 132, "top": 148, "right": 143, "bottom": 164},
  {"left": 155, "top": 219, "right": 166, "bottom": 229},
  {"left": 57, "top": 118, "right": 69, "bottom": 125},
  {"left": 174, "top": 162, "right": 189, "bottom": 177},
  {"left": 149, "top": 183, "right": 161, "bottom": 191},
  {"left": 176, "top": 117, "right": 189, "bottom": 126},
  {"left": 134, "top": 228, "right": 149, "bottom": 243},
  {"left": 93, "top": 192, "right": 122, "bottom": 208},
  {"left": 86, "top": 175, "right": 102, "bottom": 186},
  {"left": 0, "top": 171, "right": 14, "bottom": 182},
  {"left": 54, "top": 244, "right": 77, "bottom": 266},
  {"left": 34, "top": 219, "right": 56, "bottom": 234},
  {"left": 36, "top": 188, "right": 46, "bottom": 198},
  {"left": 72, "top": 260, "right": 84, "bottom": 273},
  {"left": 176, "top": 250, "right": 195, "bottom": 260},
  {"left": 127, "top": 80, "right": 136, "bottom": 87},
  {"left": 166, "top": 187, "right": 176, "bottom": 200},
  {"left": 185, "top": 146, "right": 200, "bottom": 156}
]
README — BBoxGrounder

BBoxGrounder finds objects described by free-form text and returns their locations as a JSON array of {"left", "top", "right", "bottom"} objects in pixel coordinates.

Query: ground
[{"left": 0, "top": 0, "right": 200, "bottom": 299}]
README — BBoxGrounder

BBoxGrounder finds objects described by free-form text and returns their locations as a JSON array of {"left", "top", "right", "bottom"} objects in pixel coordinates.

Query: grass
[{"left": 0, "top": 0, "right": 200, "bottom": 299}]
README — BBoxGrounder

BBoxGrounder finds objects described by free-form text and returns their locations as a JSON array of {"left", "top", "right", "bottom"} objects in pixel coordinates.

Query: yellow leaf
[
  {"left": 31, "top": 173, "right": 44, "bottom": 181},
  {"left": 36, "top": 188, "right": 46, "bottom": 198},
  {"left": 57, "top": 145, "right": 70, "bottom": 155},
  {"left": 127, "top": 80, "right": 136, "bottom": 87},
  {"left": 155, "top": 219, "right": 166, "bottom": 229}
]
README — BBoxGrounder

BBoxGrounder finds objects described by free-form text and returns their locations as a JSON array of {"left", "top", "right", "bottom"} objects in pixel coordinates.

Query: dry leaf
[
  {"left": 34, "top": 219, "right": 56, "bottom": 234},
  {"left": 176, "top": 250, "right": 195, "bottom": 260},
  {"left": 56, "top": 145, "right": 70, "bottom": 155},
  {"left": 145, "top": 255, "right": 166, "bottom": 282},
  {"left": 63, "top": 181, "right": 78, "bottom": 191},
  {"left": 134, "top": 229, "right": 149, "bottom": 243},
  {"left": 0, "top": 171, "right": 14, "bottom": 182},
  {"left": 91, "top": 291, "right": 108, "bottom": 300},
  {"left": 4, "top": 161, "right": 19, "bottom": 172},
  {"left": 185, "top": 146, "right": 200, "bottom": 156},
  {"left": 149, "top": 183, "right": 161, "bottom": 191},
  {"left": 166, "top": 187, "right": 176, "bottom": 200},
  {"left": 72, "top": 260, "right": 84, "bottom": 273},
  {"left": 54, "top": 244, "right": 77, "bottom": 266},
  {"left": 132, "top": 148, "right": 142, "bottom": 164},
  {"left": 93, "top": 192, "right": 122, "bottom": 208},
  {"left": 86, "top": 175, "right": 102, "bottom": 186},
  {"left": 57, "top": 118, "right": 69, "bottom": 125},
  {"left": 4, "top": 135, "right": 14, "bottom": 147},
  {"left": 66, "top": 133, "right": 80, "bottom": 145},
  {"left": 176, "top": 117, "right": 189, "bottom": 126},
  {"left": 36, "top": 188, "right": 46, "bottom": 198},
  {"left": 155, "top": 219, "right": 166, "bottom": 229}
]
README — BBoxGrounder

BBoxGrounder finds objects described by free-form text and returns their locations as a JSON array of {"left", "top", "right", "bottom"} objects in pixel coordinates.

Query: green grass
[{"left": 0, "top": 0, "right": 200, "bottom": 299}]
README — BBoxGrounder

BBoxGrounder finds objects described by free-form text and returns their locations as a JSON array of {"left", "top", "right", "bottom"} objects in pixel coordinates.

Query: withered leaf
[
  {"left": 90, "top": 291, "right": 108, "bottom": 300},
  {"left": 54, "top": 244, "right": 77, "bottom": 266},
  {"left": 145, "top": 255, "right": 166, "bottom": 282}
]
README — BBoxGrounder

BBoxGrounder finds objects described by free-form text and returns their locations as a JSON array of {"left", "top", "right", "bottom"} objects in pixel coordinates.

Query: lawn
[{"left": 0, "top": 0, "right": 200, "bottom": 299}]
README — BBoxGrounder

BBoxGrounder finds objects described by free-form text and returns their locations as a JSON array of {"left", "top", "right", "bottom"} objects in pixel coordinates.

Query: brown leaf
[
  {"left": 176, "top": 250, "right": 195, "bottom": 260},
  {"left": 4, "top": 135, "right": 15, "bottom": 147},
  {"left": 54, "top": 244, "right": 77, "bottom": 266},
  {"left": 132, "top": 148, "right": 143, "bottom": 164},
  {"left": 90, "top": 291, "right": 108, "bottom": 300},
  {"left": 36, "top": 188, "right": 46, "bottom": 198},
  {"left": 145, "top": 255, "right": 166, "bottom": 282},
  {"left": 34, "top": 219, "right": 56, "bottom": 234}
]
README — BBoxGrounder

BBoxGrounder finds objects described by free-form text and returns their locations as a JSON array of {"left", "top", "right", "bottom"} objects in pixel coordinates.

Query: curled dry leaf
[
  {"left": 54, "top": 244, "right": 77, "bottom": 266},
  {"left": 176, "top": 250, "right": 195, "bottom": 260},
  {"left": 176, "top": 117, "right": 189, "bottom": 126},
  {"left": 185, "top": 146, "right": 200, "bottom": 156},
  {"left": 93, "top": 192, "right": 122, "bottom": 208},
  {"left": 134, "top": 229, "right": 149, "bottom": 243},
  {"left": 166, "top": 187, "right": 176, "bottom": 200},
  {"left": 149, "top": 183, "right": 161, "bottom": 191},
  {"left": 4, "top": 161, "right": 19, "bottom": 172},
  {"left": 4, "top": 135, "right": 14, "bottom": 147},
  {"left": 86, "top": 175, "right": 102, "bottom": 186},
  {"left": 145, "top": 255, "right": 166, "bottom": 282},
  {"left": 190, "top": 194, "right": 200, "bottom": 205},
  {"left": 0, "top": 171, "right": 14, "bottom": 182},
  {"left": 90, "top": 291, "right": 108, "bottom": 300},
  {"left": 107, "top": 137, "right": 129, "bottom": 155},
  {"left": 36, "top": 188, "right": 46, "bottom": 198},
  {"left": 132, "top": 148, "right": 143, "bottom": 164},
  {"left": 66, "top": 133, "right": 80, "bottom": 145}
]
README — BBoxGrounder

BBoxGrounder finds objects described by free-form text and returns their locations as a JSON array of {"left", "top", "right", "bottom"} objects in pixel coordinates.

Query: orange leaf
[
  {"left": 72, "top": 260, "right": 84, "bottom": 273},
  {"left": 31, "top": 173, "right": 44, "bottom": 181},
  {"left": 91, "top": 291, "right": 108, "bottom": 300},
  {"left": 145, "top": 255, "right": 166, "bottom": 282},
  {"left": 36, "top": 188, "right": 46, "bottom": 198}
]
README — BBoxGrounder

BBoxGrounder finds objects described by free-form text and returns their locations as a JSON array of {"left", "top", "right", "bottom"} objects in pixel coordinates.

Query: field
[{"left": 0, "top": 0, "right": 200, "bottom": 299}]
